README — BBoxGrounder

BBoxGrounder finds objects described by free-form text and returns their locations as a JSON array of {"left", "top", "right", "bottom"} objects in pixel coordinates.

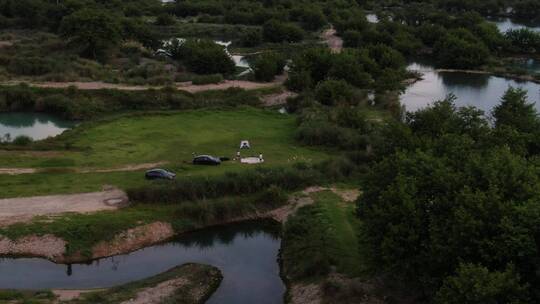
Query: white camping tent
[{"left": 240, "top": 140, "right": 251, "bottom": 149}]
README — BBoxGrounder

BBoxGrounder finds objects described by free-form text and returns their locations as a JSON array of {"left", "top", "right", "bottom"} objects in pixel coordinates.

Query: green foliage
[
  {"left": 155, "top": 13, "right": 176, "bottom": 26},
  {"left": 315, "top": 79, "right": 355, "bottom": 106},
  {"left": 358, "top": 89, "right": 540, "bottom": 301},
  {"left": 505, "top": 29, "right": 540, "bottom": 54},
  {"left": 435, "top": 264, "right": 529, "bottom": 304},
  {"left": 191, "top": 74, "right": 223, "bottom": 85},
  {"left": 169, "top": 39, "right": 235, "bottom": 75},
  {"left": 251, "top": 52, "right": 286, "bottom": 82},
  {"left": 434, "top": 28, "right": 490, "bottom": 68},
  {"left": 60, "top": 9, "right": 123, "bottom": 59},
  {"left": 12, "top": 135, "right": 32, "bottom": 146},
  {"left": 493, "top": 87, "right": 539, "bottom": 134},
  {"left": 127, "top": 166, "right": 320, "bottom": 204},
  {"left": 262, "top": 19, "right": 304, "bottom": 43}
]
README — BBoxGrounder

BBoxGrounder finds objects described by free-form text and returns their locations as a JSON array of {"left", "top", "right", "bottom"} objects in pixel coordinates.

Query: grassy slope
[
  {"left": 0, "top": 107, "right": 329, "bottom": 198},
  {"left": 283, "top": 190, "right": 366, "bottom": 281},
  {"left": 0, "top": 263, "right": 222, "bottom": 304}
]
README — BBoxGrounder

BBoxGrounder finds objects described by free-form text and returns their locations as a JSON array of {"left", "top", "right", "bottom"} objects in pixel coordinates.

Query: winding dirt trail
[
  {"left": 321, "top": 27, "right": 343, "bottom": 53},
  {"left": 0, "top": 161, "right": 168, "bottom": 175},
  {"left": 0, "top": 75, "right": 285, "bottom": 92}
]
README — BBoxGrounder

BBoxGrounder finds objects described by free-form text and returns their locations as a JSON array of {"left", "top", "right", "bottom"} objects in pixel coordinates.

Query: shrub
[
  {"left": 315, "top": 79, "right": 355, "bottom": 106},
  {"left": 191, "top": 74, "right": 223, "bottom": 85},
  {"left": 252, "top": 52, "right": 286, "bottom": 82},
  {"left": 262, "top": 20, "right": 304, "bottom": 43},
  {"left": 240, "top": 29, "right": 263, "bottom": 47},
  {"left": 127, "top": 166, "right": 319, "bottom": 204},
  {"left": 169, "top": 39, "right": 236, "bottom": 75},
  {"left": 7, "top": 57, "right": 57, "bottom": 76},
  {"left": 12, "top": 135, "right": 33, "bottom": 146},
  {"left": 155, "top": 14, "right": 176, "bottom": 26}
]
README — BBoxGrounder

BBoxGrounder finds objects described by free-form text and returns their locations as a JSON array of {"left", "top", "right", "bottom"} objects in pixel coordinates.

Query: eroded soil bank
[{"left": 0, "top": 187, "right": 348, "bottom": 263}]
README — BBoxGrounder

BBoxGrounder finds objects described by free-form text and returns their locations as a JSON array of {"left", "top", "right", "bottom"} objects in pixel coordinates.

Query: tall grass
[{"left": 128, "top": 166, "right": 320, "bottom": 204}]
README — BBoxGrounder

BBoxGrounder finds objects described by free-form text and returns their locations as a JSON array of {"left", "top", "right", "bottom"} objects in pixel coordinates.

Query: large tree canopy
[{"left": 59, "top": 8, "right": 122, "bottom": 59}]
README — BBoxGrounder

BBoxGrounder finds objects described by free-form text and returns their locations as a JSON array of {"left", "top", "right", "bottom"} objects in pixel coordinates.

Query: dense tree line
[{"left": 357, "top": 88, "right": 540, "bottom": 302}]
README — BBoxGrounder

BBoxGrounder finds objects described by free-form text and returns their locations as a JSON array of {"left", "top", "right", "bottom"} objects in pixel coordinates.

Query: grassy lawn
[{"left": 0, "top": 107, "right": 329, "bottom": 198}]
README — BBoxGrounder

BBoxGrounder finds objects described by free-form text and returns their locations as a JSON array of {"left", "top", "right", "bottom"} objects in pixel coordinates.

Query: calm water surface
[
  {"left": 402, "top": 63, "right": 540, "bottom": 113},
  {"left": 0, "top": 223, "right": 285, "bottom": 304},
  {"left": 490, "top": 17, "right": 540, "bottom": 32},
  {"left": 0, "top": 113, "right": 73, "bottom": 141}
]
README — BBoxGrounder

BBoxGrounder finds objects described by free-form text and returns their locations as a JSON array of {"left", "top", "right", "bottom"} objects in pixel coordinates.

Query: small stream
[
  {"left": 401, "top": 62, "right": 540, "bottom": 113},
  {"left": 0, "top": 222, "right": 285, "bottom": 304}
]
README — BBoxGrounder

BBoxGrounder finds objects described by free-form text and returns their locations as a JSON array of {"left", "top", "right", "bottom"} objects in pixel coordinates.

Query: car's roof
[
  {"left": 195, "top": 155, "right": 218, "bottom": 159},
  {"left": 147, "top": 168, "right": 170, "bottom": 173}
]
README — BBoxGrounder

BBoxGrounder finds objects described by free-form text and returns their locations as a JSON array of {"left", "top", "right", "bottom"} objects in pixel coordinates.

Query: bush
[
  {"left": 252, "top": 52, "right": 286, "bottom": 82},
  {"left": 155, "top": 14, "right": 176, "bottom": 26},
  {"left": 191, "top": 74, "right": 223, "bottom": 85},
  {"left": 12, "top": 135, "right": 33, "bottom": 146},
  {"left": 315, "top": 79, "right": 355, "bottom": 106},
  {"left": 240, "top": 29, "right": 263, "bottom": 47},
  {"left": 127, "top": 166, "right": 319, "bottom": 204},
  {"left": 169, "top": 39, "right": 236, "bottom": 75},
  {"left": 262, "top": 20, "right": 304, "bottom": 43}
]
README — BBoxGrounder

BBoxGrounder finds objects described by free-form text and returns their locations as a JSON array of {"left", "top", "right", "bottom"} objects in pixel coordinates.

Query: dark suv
[
  {"left": 145, "top": 168, "right": 176, "bottom": 180},
  {"left": 193, "top": 155, "right": 221, "bottom": 166}
]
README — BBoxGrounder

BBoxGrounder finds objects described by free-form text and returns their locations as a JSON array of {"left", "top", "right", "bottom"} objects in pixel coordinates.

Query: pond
[
  {"left": 0, "top": 222, "right": 285, "bottom": 304},
  {"left": 0, "top": 113, "right": 74, "bottom": 141},
  {"left": 401, "top": 62, "right": 540, "bottom": 113},
  {"left": 489, "top": 17, "right": 540, "bottom": 33}
]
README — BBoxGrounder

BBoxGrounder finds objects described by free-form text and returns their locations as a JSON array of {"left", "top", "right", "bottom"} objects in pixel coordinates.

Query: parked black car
[
  {"left": 145, "top": 168, "right": 176, "bottom": 180},
  {"left": 193, "top": 155, "right": 221, "bottom": 166}
]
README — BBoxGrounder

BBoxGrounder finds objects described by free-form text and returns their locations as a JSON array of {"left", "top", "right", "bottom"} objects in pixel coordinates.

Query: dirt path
[
  {"left": 321, "top": 27, "right": 343, "bottom": 53},
  {"left": 0, "top": 161, "right": 168, "bottom": 175},
  {"left": 0, "top": 188, "right": 128, "bottom": 226},
  {"left": 120, "top": 278, "right": 189, "bottom": 304},
  {"left": 261, "top": 90, "right": 298, "bottom": 107},
  {"left": 1, "top": 76, "right": 285, "bottom": 92}
]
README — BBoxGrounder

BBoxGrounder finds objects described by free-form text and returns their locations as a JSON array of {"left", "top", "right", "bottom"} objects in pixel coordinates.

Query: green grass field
[{"left": 0, "top": 107, "right": 329, "bottom": 198}]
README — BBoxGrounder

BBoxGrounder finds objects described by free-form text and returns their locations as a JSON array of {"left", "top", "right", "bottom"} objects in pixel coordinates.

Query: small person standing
[
  {"left": 236, "top": 151, "right": 241, "bottom": 160},
  {"left": 259, "top": 153, "right": 264, "bottom": 162}
]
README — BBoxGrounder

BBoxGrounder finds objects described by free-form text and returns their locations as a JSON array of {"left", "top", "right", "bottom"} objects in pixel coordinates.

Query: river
[{"left": 0, "top": 222, "right": 285, "bottom": 304}]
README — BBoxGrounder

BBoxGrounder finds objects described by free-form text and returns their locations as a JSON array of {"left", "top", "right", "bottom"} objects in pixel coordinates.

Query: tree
[
  {"left": 59, "top": 9, "right": 122, "bottom": 59},
  {"left": 433, "top": 28, "right": 490, "bottom": 69},
  {"left": 262, "top": 19, "right": 304, "bottom": 43},
  {"left": 493, "top": 87, "right": 539, "bottom": 134},
  {"left": 435, "top": 264, "right": 529, "bottom": 304},
  {"left": 251, "top": 52, "right": 286, "bottom": 82},
  {"left": 169, "top": 39, "right": 235, "bottom": 75},
  {"left": 315, "top": 79, "right": 355, "bottom": 106}
]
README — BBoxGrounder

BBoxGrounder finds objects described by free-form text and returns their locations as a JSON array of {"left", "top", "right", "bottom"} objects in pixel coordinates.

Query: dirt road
[
  {"left": 0, "top": 188, "right": 128, "bottom": 226},
  {"left": 1, "top": 76, "right": 285, "bottom": 92}
]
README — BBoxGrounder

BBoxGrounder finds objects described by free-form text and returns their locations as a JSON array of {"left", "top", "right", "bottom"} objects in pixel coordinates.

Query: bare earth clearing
[{"left": 0, "top": 188, "right": 127, "bottom": 226}]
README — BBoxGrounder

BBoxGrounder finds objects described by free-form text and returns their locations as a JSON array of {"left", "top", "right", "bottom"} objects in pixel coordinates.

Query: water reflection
[
  {"left": 402, "top": 63, "right": 540, "bottom": 113},
  {"left": 489, "top": 17, "right": 540, "bottom": 33},
  {"left": 0, "top": 113, "right": 74, "bottom": 140},
  {"left": 0, "top": 222, "right": 284, "bottom": 304}
]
